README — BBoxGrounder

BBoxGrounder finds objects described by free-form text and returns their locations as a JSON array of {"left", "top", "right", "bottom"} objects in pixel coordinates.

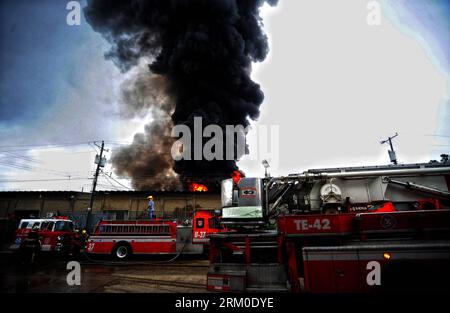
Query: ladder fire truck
[{"left": 206, "top": 163, "right": 450, "bottom": 292}]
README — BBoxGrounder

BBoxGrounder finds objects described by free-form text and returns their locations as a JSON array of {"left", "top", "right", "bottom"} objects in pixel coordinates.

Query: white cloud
[{"left": 240, "top": 0, "right": 448, "bottom": 177}]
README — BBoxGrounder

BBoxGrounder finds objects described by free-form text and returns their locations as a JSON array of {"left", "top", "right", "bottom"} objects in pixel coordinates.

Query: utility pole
[
  {"left": 85, "top": 140, "right": 106, "bottom": 232},
  {"left": 381, "top": 133, "right": 398, "bottom": 165}
]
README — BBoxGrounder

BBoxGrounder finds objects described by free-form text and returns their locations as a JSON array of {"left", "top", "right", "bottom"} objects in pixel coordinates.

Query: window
[
  {"left": 47, "top": 222, "right": 55, "bottom": 231},
  {"left": 19, "top": 222, "right": 29, "bottom": 229},
  {"left": 54, "top": 221, "right": 73, "bottom": 232},
  {"left": 208, "top": 217, "right": 222, "bottom": 229}
]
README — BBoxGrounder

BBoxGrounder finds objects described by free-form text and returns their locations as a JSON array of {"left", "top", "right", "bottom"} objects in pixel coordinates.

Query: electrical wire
[
  {"left": 0, "top": 177, "right": 92, "bottom": 183},
  {"left": 100, "top": 171, "right": 132, "bottom": 190},
  {"left": 0, "top": 141, "right": 100, "bottom": 152}
]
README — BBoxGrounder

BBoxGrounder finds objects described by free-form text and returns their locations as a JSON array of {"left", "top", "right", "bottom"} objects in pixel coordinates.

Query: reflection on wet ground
[{"left": 0, "top": 252, "right": 209, "bottom": 293}]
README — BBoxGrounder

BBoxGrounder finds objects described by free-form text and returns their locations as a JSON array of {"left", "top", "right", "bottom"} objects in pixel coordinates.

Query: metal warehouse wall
[{"left": 0, "top": 191, "right": 221, "bottom": 219}]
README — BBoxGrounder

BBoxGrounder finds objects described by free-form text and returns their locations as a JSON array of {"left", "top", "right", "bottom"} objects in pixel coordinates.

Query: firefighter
[
  {"left": 147, "top": 196, "right": 155, "bottom": 220},
  {"left": 73, "top": 229, "right": 88, "bottom": 256},
  {"left": 19, "top": 225, "right": 41, "bottom": 265}
]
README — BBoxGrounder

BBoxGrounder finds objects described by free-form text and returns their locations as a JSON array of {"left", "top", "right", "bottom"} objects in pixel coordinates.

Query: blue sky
[
  {"left": 381, "top": 0, "right": 449, "bottom": 158},
  {"left": 382, "top": 0, "right": 449, "bottom": 78},
  {"left": 0, "top": 0, "right": 448, "bottom": 190},
  {"left": 0, "top": 0, "right": 127, "bottom": 147},
  {"left": 1, "top": 0, "right": 88, "bottom": 125}
]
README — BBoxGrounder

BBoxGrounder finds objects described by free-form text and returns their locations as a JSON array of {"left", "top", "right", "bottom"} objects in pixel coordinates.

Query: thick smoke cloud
[
  {"left": 112, "top": 66, "right": 182, "bottom": 190},
  {"left": 84, "top": 0, "right": 277, "bottom": 190}
]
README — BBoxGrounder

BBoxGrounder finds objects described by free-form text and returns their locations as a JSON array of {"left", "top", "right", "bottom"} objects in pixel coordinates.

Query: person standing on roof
[{"left": 147, "top": 196, "right": 155, "bottom": 220}]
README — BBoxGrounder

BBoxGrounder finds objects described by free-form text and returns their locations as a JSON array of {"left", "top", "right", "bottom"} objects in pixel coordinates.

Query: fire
[
  {"left": 231, "top": 170, "right": 242, "bottom": 185},
  {"left": 189, "top": 183, "right": 209, "bottom": 192}
]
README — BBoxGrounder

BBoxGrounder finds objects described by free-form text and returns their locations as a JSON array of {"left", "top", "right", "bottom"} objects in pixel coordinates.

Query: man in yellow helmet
[{"left": 147, "top": 196, "right": 155, "bottom": 220}]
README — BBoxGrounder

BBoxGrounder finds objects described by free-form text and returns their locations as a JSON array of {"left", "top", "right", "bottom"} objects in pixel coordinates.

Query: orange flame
[
  {"left": 189, "top": 182, "right": 209, "bottom": 192},
  {"left": 231, "top": 170, "right": 242, "bottom": 185}
]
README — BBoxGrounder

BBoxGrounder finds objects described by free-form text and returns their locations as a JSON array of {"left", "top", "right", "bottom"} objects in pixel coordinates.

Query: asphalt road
[{"left": 0, "top": 251, "right": 210, "bottom": 293}]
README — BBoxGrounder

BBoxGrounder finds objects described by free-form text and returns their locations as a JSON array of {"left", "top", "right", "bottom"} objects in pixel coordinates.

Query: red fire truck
[
  {"left": 192, "top": 210, "right": 224, "bottom": 244},
  {"left": 207, "top": 163, "right": 450, "bottom": 292},
  {"left": 10, "top": 216, "right": 81, "bottom": 254},
  {"left": 86, "top": 209, "right": 224, "bottom": 260}
]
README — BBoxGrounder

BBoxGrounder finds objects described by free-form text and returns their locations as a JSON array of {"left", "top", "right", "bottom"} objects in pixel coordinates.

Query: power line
[
  {"left": 0, "top": 141, "right": 100, "bottom": 152},
  {"left": 100, "top": 174, "right": 130, "bottom": 191},
  {"left": 0, "top": 140, "right": 101, "bottom": 149},
  {"left": 0, "top": 162, "right": 34, "bottom": 171},
  {"left": 0, "top": 151, "right": 41, "bottom": 164},
  {"left": 0, "top": 159, "right": 85, "bottom": 177},
  {"left": 0, "top": 177, "right": 92, "bottom": 183},
  {"left": 95, "top": 181, "right": 124, "bottom": 191},
  {"left": 100, "top": 170, "right": 132, "bottom": 190},
  {"left": 108, "top": 177, "right": 132, "bottom": 190},
  {"left": 424, "top": 134, "right": 450, "bottom": 138}
]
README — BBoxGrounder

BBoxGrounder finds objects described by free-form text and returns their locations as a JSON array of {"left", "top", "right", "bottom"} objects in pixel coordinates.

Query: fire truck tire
[{"left": 112, "top": 242, "right": 132, "bottom": 260}]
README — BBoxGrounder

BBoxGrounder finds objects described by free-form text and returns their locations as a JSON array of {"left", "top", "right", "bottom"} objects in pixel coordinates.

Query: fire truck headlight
[{"left": 383, "top": 252, "right": 392, "bottom": 260}]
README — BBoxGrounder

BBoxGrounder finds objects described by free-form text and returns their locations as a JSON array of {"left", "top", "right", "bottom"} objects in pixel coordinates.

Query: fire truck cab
[
  {"left": 10, "top": 217, "right": 79, "bottom": 254},
  {"left": 192, "top": 210, "right": 224, "bottom": 244}
]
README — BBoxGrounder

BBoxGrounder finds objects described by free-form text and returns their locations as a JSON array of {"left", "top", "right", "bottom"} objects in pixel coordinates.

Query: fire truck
[
  {"left": 10, "top": 216, "right": 81, "bottom": 255},
  {"left": 86, "top": 209, "right": 224, "bottom": 259},
  {"left": 206, "top": 163, "right": 450, "bottom": 292}
]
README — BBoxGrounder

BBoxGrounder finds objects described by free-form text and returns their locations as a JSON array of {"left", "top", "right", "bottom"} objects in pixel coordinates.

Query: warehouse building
[{"left": 0, "top": 190, "right": 220, "bottom": 244}]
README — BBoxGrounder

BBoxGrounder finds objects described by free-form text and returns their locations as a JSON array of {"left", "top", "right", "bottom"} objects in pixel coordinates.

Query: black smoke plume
[
  {"left": 111, "top": 65, "right": 182, "bottom": 191},
  {"left": 84, "top": 0, "right": 277, "bottom": 190}
]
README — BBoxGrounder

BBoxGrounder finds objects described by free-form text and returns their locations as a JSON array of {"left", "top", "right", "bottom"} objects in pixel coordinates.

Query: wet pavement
[{"left": 0, "top": 251, "right": 210, "bottom": 293}]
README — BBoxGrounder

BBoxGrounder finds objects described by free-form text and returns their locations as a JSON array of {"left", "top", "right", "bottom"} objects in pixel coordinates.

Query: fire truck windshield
[
  {"left": 54, "top": 221, "right": 73, "bottom": 232},
  {"left": 19, "top": 222, "right": 29, "bottom": 229}
]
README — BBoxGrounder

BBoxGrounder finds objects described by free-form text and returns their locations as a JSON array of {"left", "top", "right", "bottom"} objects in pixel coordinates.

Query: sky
[{"left": 0, "top": 0, "right": 449, "bottom": 191}]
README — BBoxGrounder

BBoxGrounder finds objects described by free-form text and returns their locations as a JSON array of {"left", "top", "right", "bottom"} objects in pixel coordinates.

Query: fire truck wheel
[{"left": 113, "top": 242, "right": 132, "bottom": 260}]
